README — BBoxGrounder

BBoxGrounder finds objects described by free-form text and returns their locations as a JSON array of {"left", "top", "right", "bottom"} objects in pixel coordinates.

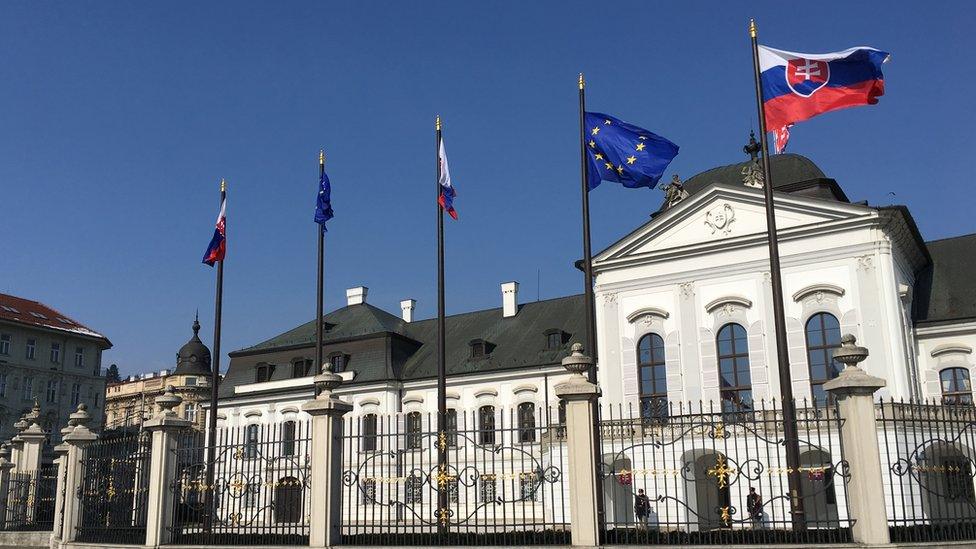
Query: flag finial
[
  {"left": 578, "top": 73, "right": 585, "bottom": 90},
  {"left": 319, "top": 149, "right": 325, "bottom": 166},
  {"left": 220, "top": 178, "right": 226, "bottom": 192},
  {"left": 436, "top": 115, "right": 441, "bottom": 131},
  {"left": 749, "top": 19, "right": 757, "bottom": 38}
]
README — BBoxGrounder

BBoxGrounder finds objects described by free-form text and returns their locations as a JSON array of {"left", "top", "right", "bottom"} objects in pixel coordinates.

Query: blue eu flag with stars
[
  {"left": 314, "top": 170, "right": 333, "bottom": 232},
  {"left": 584, "top": 112, "right": 678, "bottom": 191}
]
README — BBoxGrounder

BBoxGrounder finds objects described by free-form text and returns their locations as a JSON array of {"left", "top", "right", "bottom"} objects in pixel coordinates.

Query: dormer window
[
  {"left": 255, "top": 363, "right": 275, "bottom": 383},
  {"left": 470, "top": 339, "right": 488, "bottom": 359},
  {"left": 329, "top": 353, "right": 348, "bottom": 373},
  {"left": 544, "top": 329, "right": 565, "bottom": 351},
  {"left": 292, "top": 359, "right": 313, "bottom": 378}
]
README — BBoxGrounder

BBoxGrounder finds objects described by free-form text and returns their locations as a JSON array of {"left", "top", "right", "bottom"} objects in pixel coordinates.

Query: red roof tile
[{"left": 0, "top": 293, "right": 111, "bottom": 347}]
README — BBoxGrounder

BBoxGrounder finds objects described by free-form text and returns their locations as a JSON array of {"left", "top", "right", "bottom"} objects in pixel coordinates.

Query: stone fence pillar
[
  {"left": 144, "top": 386, "right": 192, "bottom": 547},
  {"left": 824, "top": 334, "right": 890, "bottom": 546},
  {"left": 18, "top": 402, "right": 46, "bottom": 474},
  {"left": 59, "top": 404, "right": 98, "bottom": 545},
  {"left": 0, "top": 445, "right": 13, "bottom": 526},
  {"left": 555, "top": 343, "right": 601, "bottom": 547},
  {"left": 302, "top": 370, "right": 352, "bottom": 548},
  {"left": 50, "top": 424, "right": 73, "bottom": 548}
]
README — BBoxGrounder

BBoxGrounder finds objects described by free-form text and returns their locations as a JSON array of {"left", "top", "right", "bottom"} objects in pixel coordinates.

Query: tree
[{"left": 105, "top": 363, "right": 121, "bottom": 383}]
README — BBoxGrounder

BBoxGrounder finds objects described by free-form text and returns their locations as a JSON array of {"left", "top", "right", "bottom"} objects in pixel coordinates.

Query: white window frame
[
  {"left": 0, "top": 334, "right": 10, "bottom": 355},
  {"left": 50, "top": 342, "right": 61, "bottom": 364},
  {"left": 74, "top": 347, "right": 85, "bottom": 367},
  {"left": 25, "top": 339, "right": 35, "bottom": 360}
]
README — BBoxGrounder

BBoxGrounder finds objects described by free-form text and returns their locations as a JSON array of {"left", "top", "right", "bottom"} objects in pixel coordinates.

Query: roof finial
[
  {"left": 192, "top": 314, "right": 200, "bottom": 336},
  {"left": 744, "top": 130, "right": 761, "bottom": 161}
]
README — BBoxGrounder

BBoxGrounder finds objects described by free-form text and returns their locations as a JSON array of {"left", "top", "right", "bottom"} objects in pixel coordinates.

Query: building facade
[
  {"left": 103, "top": 318, "right": 213, "bottom": 431},
  {"left": 212, "top": 150, "right": 975, "bottom": 425},
  {"left": 0, "top": 293, "right": 111, "bottom": 443}
]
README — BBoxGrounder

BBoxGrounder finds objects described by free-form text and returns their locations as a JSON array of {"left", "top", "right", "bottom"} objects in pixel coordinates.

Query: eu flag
[
  {"left": 314, "top": 170, "right": 333, "bottom": 232},
  {"left": 584, "top": 112, "right": 678, "bottom": 191}
]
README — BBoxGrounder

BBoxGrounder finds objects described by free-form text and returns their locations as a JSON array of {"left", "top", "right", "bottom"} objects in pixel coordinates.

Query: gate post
[
  {"left": 59, "top": 404, "right": 98, "bottom": 545},
  {"left": 824, "top": 334, "right": 889, "bottom": 546},
  {"left": 19, "top": 402, "right": 46, "bottom": 473},
  {"left": 555, "top": 343, "right": 601, "bottom": 547},
  {"left": 0, "top": 445, "right": 14, "bottom": 527},
  {"left": 144, "top": 386, "right": 192, "bottom": 547},
  {"left": 51, "top": 421, "right": 75, "bottom": 547},
  {"left": 302, "top": 370, "right": 352, "bottom": 548}
]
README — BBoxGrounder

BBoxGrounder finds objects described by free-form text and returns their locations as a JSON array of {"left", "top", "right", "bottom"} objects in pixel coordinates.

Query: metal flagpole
[
  {"left": 204, "top": 178, "right": 226, "bottom": 532},
  {"left": 577, "top": 72, "right": 605, "bottom": 532},
  {"left": 435, "top": 115, "right": 449, "bottom": 535},
  {"left": 749, "top": 18, "right": 806, "bottom": 529},
  {"left": 316, "top": 150, "right": 326, "bottom": 376}
]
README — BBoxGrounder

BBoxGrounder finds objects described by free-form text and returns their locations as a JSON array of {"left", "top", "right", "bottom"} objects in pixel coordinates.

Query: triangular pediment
[{"left": 595, "top": 184, "right": 874, "bottom": 265}]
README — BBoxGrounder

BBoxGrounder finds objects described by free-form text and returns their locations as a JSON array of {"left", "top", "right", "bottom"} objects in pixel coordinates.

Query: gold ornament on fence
[{"left": 707, "top": 455, "right": 735, "bottom": 489}]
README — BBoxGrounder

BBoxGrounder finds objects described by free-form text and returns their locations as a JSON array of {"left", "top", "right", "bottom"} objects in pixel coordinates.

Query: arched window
[
  {"left": 281, "top": 420, "right": 296, "bottom": 456},
  {"left": 517, "top": 402, "right": 536, "bottom": 443},
  {"left": 362, "top": 414, "right": 378, "bottom": 451},
  {"left": 479, "top": 405, "right": 496, "bottom": 445},
  {"left": 244, "top": 424, "right": 260, "bottom": 458},
  {"left": 805, "top": 313, "right": 842, "bottom": 406},
  {"left": 941, "top": 368, "right": 973, "bottom": 405},
  {"left": 638, "top": 333, "right": 668, "bottom": 420},
  {"left": 716, "top": 323, "right": 752, "bottom": 413},
  {"left": 406, "top": 411, "right": 423, "bottom": 449}
]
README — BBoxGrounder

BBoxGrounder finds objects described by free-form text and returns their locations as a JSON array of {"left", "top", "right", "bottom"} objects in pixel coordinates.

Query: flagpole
[
  {"left": 435, "top": 115, "right": 449, "bottom": 535},
  {"left": 204, "top": 178, "right": 226, "bottom": 532},
  {"left": 750, "top": 18, "right": 805, "bottom": 529},
  {"left": 577, "top": 72, "right": 605, "bottom": 529},
  {"left": 578, "top": 73, "right": 598, "bottom": 372},
  {"left": 316, "top": 150, "right": 326, "bottom": 376}
]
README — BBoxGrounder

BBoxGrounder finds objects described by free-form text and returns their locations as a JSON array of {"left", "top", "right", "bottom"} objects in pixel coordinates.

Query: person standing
[
  {"left": 747, "top": 486, "right": 764, "bottom": 528},
  {"left": 634, "top": 488, "right": 650, "bottom": 531}
]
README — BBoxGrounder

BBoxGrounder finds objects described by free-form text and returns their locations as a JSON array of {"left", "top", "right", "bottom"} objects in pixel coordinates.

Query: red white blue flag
[
  {"left": 202, "top": 196, "right": 226, "bottom": 266},
  {"left": 759, "top": 45, "right": 889, "bottom": 152},
  {"left": 438, "top": 139, "right": 457, "bottom": 220}
]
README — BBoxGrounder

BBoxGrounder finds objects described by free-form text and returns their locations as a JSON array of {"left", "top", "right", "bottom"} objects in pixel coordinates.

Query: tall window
[
  {"left": 445, "top": 409, "right": 458, "bottom": 448},
  {"left": 282, "top": 420, "right": 297, "bottom": 456},
  {"left": 0, "top": 374, "right": 6, "bottom": 397},
  {"left": 517, "top": 402, "right": 536, "bottom": 443},
  {"left": 805, "top": 313, "right": 842, "bottom": 406},
  {"left": 406, "top": 411, "right": 423, "bottom": 449},
  {"left": 545, "top": 331, "right": 562, "bottom": 350},
  {"left": 46, "top": 380, "right": 57, "bottom": 403},
  {"left": 638, "top": 333, "right": 668, "bottom": 420},
  {"left": 74, "top": 347, "right": 85, "bottom": 367},
  {"left": 184, "top": 403, "right": 197, "bottom": 423},
  {"left": 362, "top": 414, "right": 378, "bottom": 451},
  {"left": 23, "top": 376, "right": 33, "bottom": 400},
  {"left": 50, "top": 343, "right": 61, "bottom": 364},
  {"left": 405, "top": 476, "right": 423, "bottom": 504},
  {"left": 362, "top": 479, "right": 377, "bottom": 504},
  {"left": 70, "top": 383, "right": 81, "bottom": 406},
  {"left": 480, "top": 474, "right": 497, "bottom": 502},
  {"left": 716, "top": 323, "right": 752, "bottom": 414},
  {"left": 479, "top": 405, "right": 496, "bottom": 445},
  {"left": 0, "top": 334, "right": 9, "bottom": 355},
  {"left": 245, "top": 424, "right": 260, "bottom": 458},
  {"left": 25, "top": 339, "right": 35, "bottom": 360},
  {"left": 941, "top": 368, "right": 973, "bottom": 405}
]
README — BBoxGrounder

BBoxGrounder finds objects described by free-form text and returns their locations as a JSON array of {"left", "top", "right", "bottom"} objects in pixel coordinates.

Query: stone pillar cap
[
  {"left": 561, "top": 343, "right": 594, "bottom": 376},
  {"left": 824, "top": 334, "right": 885, "bottom": 396}
]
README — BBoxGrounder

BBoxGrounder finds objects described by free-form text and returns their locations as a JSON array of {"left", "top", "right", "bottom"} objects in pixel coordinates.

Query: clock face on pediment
[{"left": 595, "top": 186, "right": 871, "bottom": 263}]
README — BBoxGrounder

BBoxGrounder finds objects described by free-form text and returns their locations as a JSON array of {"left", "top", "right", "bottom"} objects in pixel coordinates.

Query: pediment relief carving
[
  {"left": 704, "top": 296, "right": 753, "bottom": 315},
  {"left": 704, "top": 203, "right": 736, "bottom": 236},
  {"left": 626, "top": 307, "right": 670, "bottom": 324},
  {"left": 792, "top": 284, "right": 846, "bottom": 303}
]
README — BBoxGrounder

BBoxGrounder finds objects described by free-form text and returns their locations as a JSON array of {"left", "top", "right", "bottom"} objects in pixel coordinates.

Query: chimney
[
  {"left": 400, "top": 299, "right": 416, "bottom": 322},
  {"left": 501, "top": 281, "right": 519, "bottom": 318},
  {"left": 346, "top": 286, "right": 368, "bottom": 306}
]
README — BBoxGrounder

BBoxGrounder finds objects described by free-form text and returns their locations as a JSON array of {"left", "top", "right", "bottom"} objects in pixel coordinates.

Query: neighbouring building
[
  {"left": 103, "top": 318, "right": 212, "bottom": 431},
  {"left": 0, "top": 292, "right": 111, "bottom": 443}
]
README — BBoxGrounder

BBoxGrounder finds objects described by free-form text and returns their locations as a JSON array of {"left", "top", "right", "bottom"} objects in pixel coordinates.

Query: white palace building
[{"left": 201, "top": 149, "right": 975, "bottom": 535}]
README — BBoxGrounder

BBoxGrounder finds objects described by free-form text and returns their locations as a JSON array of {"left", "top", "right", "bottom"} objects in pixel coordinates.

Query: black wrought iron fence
[
  {"left": 75, "top": 431, "right": 152, "bottom": 544},
  {"left": 341, "top": 405, "right": 570, "bottom": 545},
  {"left": 1, "top": 464, "right": 58, "bottom": 531},
  {"left": 599, "top": 399, "right": 852, "bottom": 545},
  {"left": 169, "top": 420, "right": 311, "bottom": 546},
  {"left": 879, "top": 399, "right": 976, "bottom": 542}
]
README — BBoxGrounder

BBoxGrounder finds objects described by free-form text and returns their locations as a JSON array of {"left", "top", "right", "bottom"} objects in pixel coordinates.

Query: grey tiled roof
[{"left": 914, "top": 233, "right": 976, "bottom": 325}]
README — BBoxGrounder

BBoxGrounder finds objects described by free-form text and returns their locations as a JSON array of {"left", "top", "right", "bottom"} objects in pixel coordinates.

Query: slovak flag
[
  {"left": 438, "top": 139, "right": 457, "bottom": 220},
  {"left": 759, "top": 45, "right": 889, "bottom": 152},
  {"left": 202, "top": 196, "right": 226, "bottom": 266}
]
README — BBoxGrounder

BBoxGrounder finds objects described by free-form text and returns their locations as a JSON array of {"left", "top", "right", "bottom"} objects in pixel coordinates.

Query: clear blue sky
[{"left": 1, "top": 2, "right": 973, "bottom": 376}]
